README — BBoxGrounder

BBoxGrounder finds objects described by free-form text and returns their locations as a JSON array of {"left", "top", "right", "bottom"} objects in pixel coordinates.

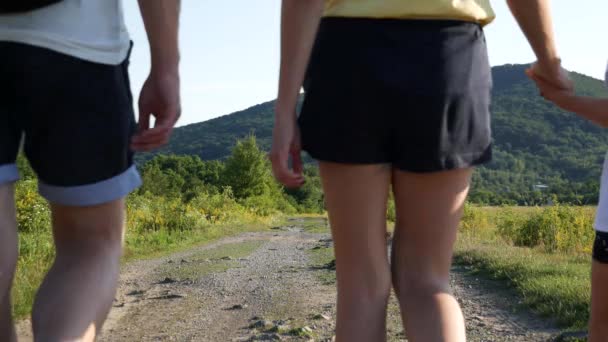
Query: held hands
[
  {"left": 270, "top": 113, "right": 305, "bottom": 188},
  {"left": 527, "top": 69, "right": 575, "bottom": 108},
  {"left": 526, "top": 59, "right": 574, "bottom": 106},
  {"left": 527, "top": 59, "right": 573, "bottom": 92},
  {"left": 131, "top": 70, "right": 181, "bottom": 152}
]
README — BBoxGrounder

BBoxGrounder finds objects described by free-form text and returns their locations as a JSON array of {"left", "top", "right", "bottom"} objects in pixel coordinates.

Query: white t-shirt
[
  {"left": 0, "top": 0, "right": 130, "bottom": 65},
  {"left": 595, "top": 63, "right": 608, "bottom": 232}
]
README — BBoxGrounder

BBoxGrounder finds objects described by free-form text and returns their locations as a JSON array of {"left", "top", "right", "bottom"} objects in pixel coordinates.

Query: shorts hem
[
  {"left": 594, "top": 224, "right": 608, "bottom": 234},
  {"left": 393, "top": 148, "right": 492, "bottom": 173},
  {"left": 303, "top": 147, "right": 492, "bottom": 173},
  {"left": 305, "top": 154, "right": 391, "bottom": 166},
  {"left": 39, "top": 165, "right": 141, "bottom": 206},
  {"left": 0, "top": 164, "right": 20, "bottom": 184}
]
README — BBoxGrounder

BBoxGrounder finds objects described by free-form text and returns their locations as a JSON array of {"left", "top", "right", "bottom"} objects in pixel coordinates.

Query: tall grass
[{"left": 457, "top": 204, "right": 596, "bottom": 329}]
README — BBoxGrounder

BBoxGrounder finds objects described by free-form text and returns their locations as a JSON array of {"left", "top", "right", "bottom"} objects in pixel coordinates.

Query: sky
[{"left": 123, "top": 1, "right": 608, "bottom": 127}]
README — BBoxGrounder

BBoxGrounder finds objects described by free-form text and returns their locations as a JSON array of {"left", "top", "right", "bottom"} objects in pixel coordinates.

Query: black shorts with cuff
[{"left": 0, "top": 42, "right": 141, "bottom": 206}]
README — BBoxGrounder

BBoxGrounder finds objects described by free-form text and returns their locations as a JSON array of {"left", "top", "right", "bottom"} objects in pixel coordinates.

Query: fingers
[
  {"left": 529, "top": 63, "right": 573, "bottom": 91},
  {"left": 131, "top": 106, "right": 179, "bottom": 151},
  {"left": 270, "top": 149, "right": 305, "bottom": 188},
  {"left": 526, "top": 69, "right": 572, "bottom": 106},
  {"left": 131, "top": 127, "right": 173, "bottom": 151},
  {"left": 137, "top": 107, "right": 151, "bottom": 134},
  {"left": 527, "top": 69, "right": 548, "bottom": 89},
  {"left": 291, "top": 149, "right": 304, "bottom": 175}
]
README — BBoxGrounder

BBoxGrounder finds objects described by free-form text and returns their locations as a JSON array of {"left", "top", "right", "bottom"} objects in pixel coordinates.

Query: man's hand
[
  {"left": 131, "top": 71, "right": 181, "bottom": 151},
  {"left": 134, "top": 0, "right": 181, "bottom": 152}
]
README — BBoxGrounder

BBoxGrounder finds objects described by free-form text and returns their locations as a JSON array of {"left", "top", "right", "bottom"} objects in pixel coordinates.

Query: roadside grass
[
  {"left": 455, "top": 236, "right": 590, "bottom": 329},
  {"left": 123, "top": 221, "right": 272, "bottom": 261},
  {"left": 13, "top": 231, "right": 54, "bottom": 320},
  {"left": 158, "top": 240, "right": 266, "bottom": 280},
  {"left": 455, "top": 204, "right": 594, "bottom": 331},
  {"left": 282, "top": 215, "right": 329, "bottom": 234}
]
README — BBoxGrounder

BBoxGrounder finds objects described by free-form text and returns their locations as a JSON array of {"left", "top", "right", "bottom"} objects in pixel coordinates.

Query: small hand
[
  {"left": 269, "top": 114, "right": 305, "bottom": 188},
  {"left": 527, "top": 59, "right": 573, "bottom": 92},
  {"left": 527, "top": 68, "right": 575, "bottom": 107},
  {"left": 131, "top": 70, "right": 181, "bottom": 151}
]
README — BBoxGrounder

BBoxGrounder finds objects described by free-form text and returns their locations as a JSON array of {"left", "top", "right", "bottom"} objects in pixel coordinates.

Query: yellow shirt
[{"left": 324, "top": 0, "right": 496, "bottom": 26}]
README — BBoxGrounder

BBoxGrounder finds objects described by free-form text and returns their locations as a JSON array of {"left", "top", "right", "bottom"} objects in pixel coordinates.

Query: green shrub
[
  {"left": 15, "top": 180, "right": 50, "bottom": 234},
  {"left": 519, "top": 205, "right": 594, "bottom": 253},
  {"left": 496, "top": 206, "right": 532, "bottom": 245},
  {"left": 459, "top": 203, "right": 494, "bottom": 239}
]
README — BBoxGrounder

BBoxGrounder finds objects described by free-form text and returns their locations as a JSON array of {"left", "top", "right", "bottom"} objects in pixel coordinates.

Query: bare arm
[
  {"left": 131, "top": 0, "right": 181, "bottom": 151},
  {"left": 507, "top": 0, "right": 572, "bottom": 90},
  {"left": 531, "top": 74, "right": 608, "bottom": 127},
  {"left": 138, "top": 0, "right": 180, "bottom": 73},
  {"left": 275, "top": 0, "right": 324, "bottom": 117},
  {"left": 507, "top": 0, "right": 559, "bottom": 67},
  {"left": 270, "top": 0, "right": 324, "bottom": 188},
  {"left": 549, "top": 95, "right": 608, "bottom": 127}
]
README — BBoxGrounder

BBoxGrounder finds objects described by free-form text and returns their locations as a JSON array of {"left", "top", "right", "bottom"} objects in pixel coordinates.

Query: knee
[
  {"left": 0, "top": 233, "right": 18, "bottom": 291},
  {"left": 368, "top": 275, "right": 392, "bottom": 304},
  {"left": 392, "top": 269, "right": 450, "bottom": 300},
  {"left": 56, "top": 227, "right": 124, "bottom": 260},
  {"left": 340, "top": 268, "right": 392, "bottom": 305},
  {"left": 0, "top": 242, "right": 18, "bottom": 284},
  {"left": 52, "top": 202, "right": 125, "bottom": 258}
]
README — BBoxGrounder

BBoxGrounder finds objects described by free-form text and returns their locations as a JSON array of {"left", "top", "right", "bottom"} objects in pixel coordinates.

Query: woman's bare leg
[
  {"left": 391, "top": 168, "right": 472, "bottom": 342},
  {"left": 319, "top": 162, "right": 392, "bottom": 342}
]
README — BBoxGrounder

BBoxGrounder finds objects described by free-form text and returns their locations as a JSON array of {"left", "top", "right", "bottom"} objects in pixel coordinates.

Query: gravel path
[{"left": 19, "top": 218, "right": 564, "bottom": 341}]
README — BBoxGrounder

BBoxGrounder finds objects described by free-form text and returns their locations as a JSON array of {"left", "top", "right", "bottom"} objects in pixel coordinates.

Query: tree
[{"left": 222, "top": 135, "right": 276, "bottom": 200}]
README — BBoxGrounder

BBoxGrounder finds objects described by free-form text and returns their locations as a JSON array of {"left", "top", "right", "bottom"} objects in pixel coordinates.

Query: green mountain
[{"left": 142, "top": 64, "right": 608, "bottom": 205}]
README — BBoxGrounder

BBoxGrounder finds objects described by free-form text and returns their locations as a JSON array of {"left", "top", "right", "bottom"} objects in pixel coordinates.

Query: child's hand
[
  {"left": 526, "top": 68, "right": 575, "bottom": 108},
  {"left": 528, "top": 61, "right": 574, "bottom": 92}
]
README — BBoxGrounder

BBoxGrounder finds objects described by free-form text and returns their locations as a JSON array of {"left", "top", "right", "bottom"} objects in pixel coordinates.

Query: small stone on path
[
  {"left": 126, "top": 289, "right": 145, "bottom": 296},
  {"left": 228, "top": 304, "right": 248, "bottom": 310},
  {"left": 158, "top": 277, "right": 177, "bottom": 284}
]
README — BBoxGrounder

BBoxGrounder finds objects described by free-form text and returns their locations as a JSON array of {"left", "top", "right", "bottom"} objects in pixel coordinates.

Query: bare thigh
[{"left": 391, "top": 168, "right": 472, "bottom": 283}]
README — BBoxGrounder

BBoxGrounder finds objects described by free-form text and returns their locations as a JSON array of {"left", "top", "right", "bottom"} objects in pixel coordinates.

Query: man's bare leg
[
  {"left": 32, "top": 199, "right": 125, "bottom": 342},
  {"left": 0, "top": 183, "right": 18, "bottom": 342}
]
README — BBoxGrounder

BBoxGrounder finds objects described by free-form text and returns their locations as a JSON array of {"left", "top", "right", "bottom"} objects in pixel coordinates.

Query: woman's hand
[
  {"left": 527, "top": 59, "right": 573, "bottom": 92},
  {"left": 271, "top": 0, "right": 323, "bottom": 188},
  {"left": 270, "top": 113, "right": 305, "bottom": 188},
  {"left": 527, "top": 68, "right": 574, "bottom": 106}
]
